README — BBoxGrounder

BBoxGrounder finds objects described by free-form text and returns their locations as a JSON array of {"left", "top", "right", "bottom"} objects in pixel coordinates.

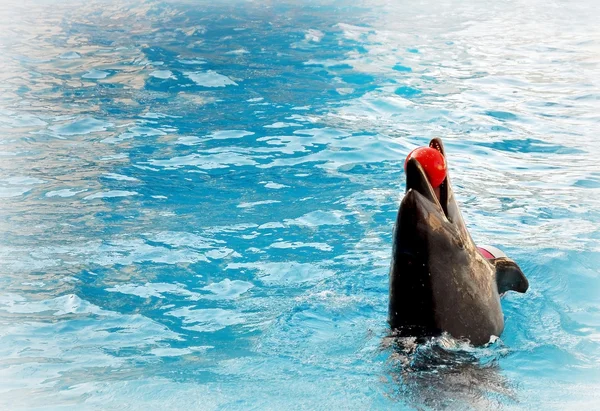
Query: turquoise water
[{"left": 1, "top": 0, "right": 599, "bottom": 409}]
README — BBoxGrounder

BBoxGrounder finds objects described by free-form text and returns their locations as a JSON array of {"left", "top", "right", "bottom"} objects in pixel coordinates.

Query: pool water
[{"left": 1, "top": 0, "right": 599, "bottom": 409}]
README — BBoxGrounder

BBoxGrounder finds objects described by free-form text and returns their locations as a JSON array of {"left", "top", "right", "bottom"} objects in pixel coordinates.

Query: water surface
[{"left": 1, "top": 0, "right": 599, "bottom": 409}]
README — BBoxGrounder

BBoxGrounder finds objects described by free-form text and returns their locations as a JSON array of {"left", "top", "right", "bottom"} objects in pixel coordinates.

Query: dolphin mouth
[{"left": 405, "top": 138, "right": 450, "bottom": 218}]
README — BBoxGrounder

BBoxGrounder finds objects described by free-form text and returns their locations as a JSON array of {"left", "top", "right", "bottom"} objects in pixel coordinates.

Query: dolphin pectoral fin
[{"left": 493, "top": 257, "right": 529, "bottom": 294}]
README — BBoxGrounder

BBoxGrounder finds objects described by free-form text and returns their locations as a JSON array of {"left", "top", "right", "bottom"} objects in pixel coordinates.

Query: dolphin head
[
  {"left": 389, "top": 138, "right": 528, "bottom": 345},
  {"left": 404, "top": 138, "right": 469, "bottom": 238}
]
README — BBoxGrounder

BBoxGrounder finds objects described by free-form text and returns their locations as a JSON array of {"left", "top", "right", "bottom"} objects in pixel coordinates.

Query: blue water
[{"left": 1, "top": 0, "right": 599, "bottom": 409}]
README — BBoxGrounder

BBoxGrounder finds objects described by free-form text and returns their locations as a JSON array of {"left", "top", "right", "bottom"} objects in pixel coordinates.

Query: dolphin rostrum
[{"left": 389, "top": 138, "right": 528, "bottom": 346}]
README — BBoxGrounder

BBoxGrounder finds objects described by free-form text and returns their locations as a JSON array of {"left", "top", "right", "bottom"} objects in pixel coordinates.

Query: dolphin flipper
[{"left": 493, "top": 258, "right": 529, "bottom": 294}]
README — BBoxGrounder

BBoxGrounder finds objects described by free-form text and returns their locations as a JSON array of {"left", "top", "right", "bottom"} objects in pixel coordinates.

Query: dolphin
[{"left": 388, "top": 138, "right": 528, "bottom": 346}]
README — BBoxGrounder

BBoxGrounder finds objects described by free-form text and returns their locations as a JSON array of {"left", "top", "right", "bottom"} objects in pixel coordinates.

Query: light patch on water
[
  {"left": 83, "top": 190, "right": 138, "bottom": 200},
  {"left": 284, "top": 210, "right": 348, "bottom": 228},
  {"left": 263, "top": 181, "right": 289, "bottom": 189},
  {"left": 304, "top": 58, "right": 350, "bottom": 68},
  {"left": 0, "top": 112, "right": 46, "bottom": 127},
  {"left": 3, "top": 176, "right": 45, "bottom": 185},
  {"left": 59, "top": 51, "right": 81, "bottom": 59},
  {"left": 106, "top": 282, "right": 201, "bottom": 300},
  {"left": 286, "top": 114, "right": 318, "bottom": 123},
  {"left": 166, "top": 307, "right": 246, "bottom": 332},
  {"left": 145, "top": 231, "right": 226, "bottom": 250},
  {"left": 140, "top": 112, "right": 182, "bottom": 119},
  {"left": 0, "top": 176, "right": 45, "bottom": 198},
  {"left": 258, "top": 128, "right": 405, "bottom": 170},
  {"left": 177, "top": 25, "right": 206, "bottom": 36},
  {"left": 184, "top": 70, "right": 238, "bottom": 87},
  {"left": 82, "top": 69, "right": 109, "bottom": 79},
  {"left": 150, "top": 70, "right": 176, "bottom": 80},
  {"left": 264, "top": 122, "right": 302, "bottom": 128},
  {"left": 177, "top": 58, "right": 206, "bottom": 65},
  {"left": 332, "top": 90, "right": 415, "bottom": 126},
  {"left": 149, "top": 346, "right": 212, "bottom": 357},
  {"left": 102, "top": 125, "right": 167, "bottom": 144},
  {"left": 269, "top": 241, "right": 333, "bottom": 252},
  {"left": 225, "top": 48, "right": 249, "bottom": 55},
  {"left": 201, "top": 279, "right": 254, "bottom": 299},
  {"left": 147, "top": 151, "right": 258, "bottom": 169},
  {"left": 335, "top": 23, "right": 374, "bottom": 41},
  {"left": 176, "top": 136, "right": 202, "bottom": 145},
  {"left": 336, "top": 87, "right": 355, "bottom": 95},
  {"left": 50, "top": 117, "right": 112, "bottom": 137},
  {"left": 208, "top": 130, "right": 254, "bottom": 139},
  {"left": 227, "top": 262, "right": 336, "bottom": 285},
  {"left": 305, "top": 29, "right": 324, "bottom": 42},
  {"left": 91, "top": 238, "right": 210, "bottom": 266},
  {"left": 237, "top": 200, "right": 280, "bottom": 208},
  {"left": 258, "top": 222, "right": 285, "bottom": 229},
  {"left": 102, "top": 173, "right": 140, "bottom": 182},
  {"left": 45, "top": 188, "right": 88, "bottom": 198},
  {"left": 100, "top": 153, "right": 129, "bottom": 160},
  {"left": 205, "top": 248, "right": 241, "bottom": 259},
  {"left": 0, "top": 294, "right": 180, "bottom": 402}
]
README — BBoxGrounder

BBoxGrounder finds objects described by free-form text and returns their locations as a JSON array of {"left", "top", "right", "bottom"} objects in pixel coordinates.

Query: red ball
[{"left": 404, "top": 146, "right": 447, "bottom": 188}]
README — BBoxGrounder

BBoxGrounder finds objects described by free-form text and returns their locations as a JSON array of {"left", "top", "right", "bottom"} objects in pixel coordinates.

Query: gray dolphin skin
[{"left": 389, "top": 138, "right": 529, "bottom": 346}]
